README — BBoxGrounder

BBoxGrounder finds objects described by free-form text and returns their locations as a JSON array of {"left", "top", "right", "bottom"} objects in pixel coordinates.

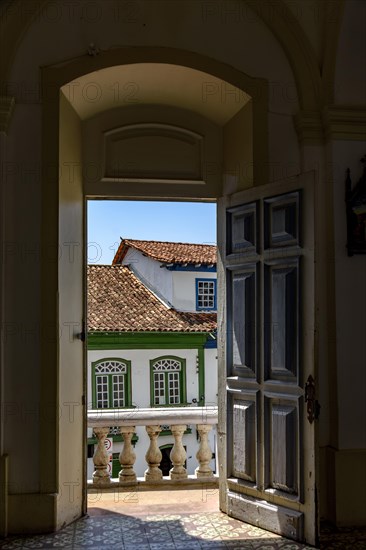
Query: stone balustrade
[{"left": 87, "top": 407, "right": 218, "bottom": 487}]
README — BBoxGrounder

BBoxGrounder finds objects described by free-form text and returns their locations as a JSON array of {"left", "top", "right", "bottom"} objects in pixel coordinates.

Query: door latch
[
  {"left": 76, "top": 320, "right": 86, "bottom": 342},
  {"left": 305, "top": 375, "right": 320, "bottom": 423}
]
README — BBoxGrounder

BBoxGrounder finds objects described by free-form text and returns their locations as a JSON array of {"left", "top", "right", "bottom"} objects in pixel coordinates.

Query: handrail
[{"left": 87, "top": 406, "right": 218, "bottom": 427}]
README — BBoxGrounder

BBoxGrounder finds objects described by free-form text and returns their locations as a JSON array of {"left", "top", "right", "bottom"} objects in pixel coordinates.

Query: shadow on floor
[
  {"left": 1, "top": 508, "right": 366, "bottom": 549},
  {"left": 0, "top": 509, "right": 315, "bottom": 549}
]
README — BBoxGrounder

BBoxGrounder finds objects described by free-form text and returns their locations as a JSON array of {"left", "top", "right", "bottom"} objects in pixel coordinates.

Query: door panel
[
  {"left": 264, "top": 259, "right": 299, "bottom": 381},
  {"left": 231, "top": 395, "right": 257, "bottom": 482},
  {"left": 231, "top": 266, "right": 258, "bottom": 377},
  {"left": 218, "top": 174, "right": 316, "bottom": 545},
  {"left": 265, "top": 395, "right": 300, "bottom": 495}
]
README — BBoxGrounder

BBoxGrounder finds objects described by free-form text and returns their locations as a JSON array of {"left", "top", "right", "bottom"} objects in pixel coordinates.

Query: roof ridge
[
  {"left": 88, "top": 264, "right": 129, "bottom": 268},
  {"left": 87, "top": 264, "right": 128, "bottom": 269},
  {"left": 123, "top": 238, "right": 216, "bottom": 247}
]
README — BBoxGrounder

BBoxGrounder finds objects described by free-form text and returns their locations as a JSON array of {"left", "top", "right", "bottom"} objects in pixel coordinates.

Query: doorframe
[
  {"left": 41, "top": 47, "right": 326, "bottom": 538},
  {"left": 41, "top": 49, "right": 269, "bottom": 515}
]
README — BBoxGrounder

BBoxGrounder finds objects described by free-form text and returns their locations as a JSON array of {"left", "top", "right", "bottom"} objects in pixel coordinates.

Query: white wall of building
[
  {"left": 172, "top": 271, "right": 217, "bottom": 311},
  {"left": 87, "top": 346, "right": 218, "bottom": 478},
  {"left": 204, "top": 348, "right": 218, "bottom": 405},
  {"left": 123, "top": 249, "right": 174, "bottom": 305},
  {"left": 122, "top": 249, "right": 217, "bottom": 312},
  {"left": 88, "top": 348, "right": 204, "bottom": 408}
]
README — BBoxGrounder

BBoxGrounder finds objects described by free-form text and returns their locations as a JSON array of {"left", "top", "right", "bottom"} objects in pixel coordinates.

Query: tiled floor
[{"left": 0, "top": 489, "right": 365, "bottom": 550}]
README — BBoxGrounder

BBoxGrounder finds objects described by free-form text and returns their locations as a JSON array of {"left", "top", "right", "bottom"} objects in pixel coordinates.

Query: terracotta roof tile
[
  {"left": 87, "top": 265, "right": 217, "bottom": 333},
  {"left": 112, "top": 239, "right": 217, "bottom": 266}
]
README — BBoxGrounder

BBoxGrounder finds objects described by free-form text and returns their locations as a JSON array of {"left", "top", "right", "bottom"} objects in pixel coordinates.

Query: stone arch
[{"left": 2, "top": 0, "right": 326, "bottom": 112}]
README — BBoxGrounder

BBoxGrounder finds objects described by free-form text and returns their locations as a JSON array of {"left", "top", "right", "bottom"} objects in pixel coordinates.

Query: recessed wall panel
[{"left": 104, "top": 123, "right": 203, "bottom": 181}]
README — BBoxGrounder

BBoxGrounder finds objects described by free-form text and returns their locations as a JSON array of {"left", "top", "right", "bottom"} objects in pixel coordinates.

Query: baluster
[
  {"left": 145, "top": 425, "right": 163, "bottom": 481},
  {"left": 170, "top": 424, "right": 188, "bottom": 479},
  {"left": 119, "top": 426, "right": 137, "bottom": 483},
  {"left": 92, "top": 427, "right": 111, "bottom": 485},
  {"left": 195, "top": 424, "right": 214, "bottom": 478}
]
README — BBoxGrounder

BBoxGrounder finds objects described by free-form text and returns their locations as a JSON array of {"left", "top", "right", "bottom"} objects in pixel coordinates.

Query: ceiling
[{"left": 61, "top": 63, "right": 251, "bottom": 125}]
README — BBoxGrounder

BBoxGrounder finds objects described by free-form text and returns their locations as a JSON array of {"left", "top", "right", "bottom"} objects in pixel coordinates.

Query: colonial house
[
  {"left": 87, "top": 240, "right": 218, "bottom": 478},
  {"left": 112, "top": 238, "right": 217, "bottom": 313},
  {"left": 1, "top": 0, "right": 365, "bottom": 544}
]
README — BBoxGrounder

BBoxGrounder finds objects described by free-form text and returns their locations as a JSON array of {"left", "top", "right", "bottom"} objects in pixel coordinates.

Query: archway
[{"left": 53, "top": 52, "right": 262, "bottom": 530}]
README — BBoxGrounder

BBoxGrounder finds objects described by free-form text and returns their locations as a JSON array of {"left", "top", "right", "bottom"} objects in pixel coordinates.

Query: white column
[
  {"left": 92, "top": 427, "right": 111, "bottom": 485},
  {"left": 119, "top": 426, "right": 137, "bottom": 483},
  {"left": 170, "top": 424, "right": 187, "bottom": 480},
  {"left": 145, "top": 425, "right": 163, "bottom": 481},
  {"left": 195, "top": 424, "right": 214, "bottom": 478}
]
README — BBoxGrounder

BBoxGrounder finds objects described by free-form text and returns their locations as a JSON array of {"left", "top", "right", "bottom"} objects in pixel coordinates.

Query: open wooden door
[
  {"left": 217, "top": 173, "right": 317, "bottom": 545},
  {"left": 58, "top": 93, "right": 87, "bottom": 522}
]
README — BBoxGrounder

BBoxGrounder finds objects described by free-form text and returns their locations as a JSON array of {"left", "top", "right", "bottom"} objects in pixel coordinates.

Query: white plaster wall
[
  {"left": 223, "top": 102, "right": 253, "bottom": 191},
  {"left": 123, "top": 249, "right": 173, "bottom": 305},
  {"left": 331, "top": 141, "right": 366, "bottom": 450},
  {"left": 2, "top": 103, "right": 42, "bottom": 492},
  {"left": 334, "top": 0, "right": 366, "bottom": 104},
  {"left": 267, "top": 112, "right": 300, "bottom": 181},
  {"left": 172, "top": 271, "right": 217, "bottom": 311}
]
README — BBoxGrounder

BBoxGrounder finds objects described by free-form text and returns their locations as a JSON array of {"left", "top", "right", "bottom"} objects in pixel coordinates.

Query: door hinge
[{"left": 305, "top": 374, "right": 320, "bottom": 423}]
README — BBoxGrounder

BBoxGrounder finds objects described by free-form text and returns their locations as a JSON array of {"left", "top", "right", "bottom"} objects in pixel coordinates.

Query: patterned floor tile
[
  {"left": 149, "top": 543, "right": 178, "bottom": 549},
  {"left": 223, "top": 545, "right": 255, "bottom": 549},
  {"left": 22, "top": 547, "right": 74, "bottom": 550},
  {"left": 3, "top": 511, "right": 366, "bottom": 549},
  {"left": 175, "top": 542, "right": 203, "bottom": 549},
  {"left": 201, "top": 542, "right": 229, "bottom": 548},
  {"left": 0, "top": 541, "right": 24, "bottom": 550}
]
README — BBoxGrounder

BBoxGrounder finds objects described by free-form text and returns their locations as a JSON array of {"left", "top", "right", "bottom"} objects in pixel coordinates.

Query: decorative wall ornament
[{"left": 345, "top": 155, "right": 366, "bottom": 256}]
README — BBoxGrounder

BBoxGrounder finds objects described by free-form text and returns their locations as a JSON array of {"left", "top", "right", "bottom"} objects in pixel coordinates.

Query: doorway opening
[
  {"left": 55, "top": 55, "right": 316, "bottom": 544},
  {"left": 86, "top": 199, "right": 218, "bottom": 488}
]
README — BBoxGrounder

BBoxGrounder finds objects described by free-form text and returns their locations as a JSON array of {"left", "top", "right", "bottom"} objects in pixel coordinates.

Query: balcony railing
[{"left": 87, "top": 406, "right": 218, "bottom": 487}]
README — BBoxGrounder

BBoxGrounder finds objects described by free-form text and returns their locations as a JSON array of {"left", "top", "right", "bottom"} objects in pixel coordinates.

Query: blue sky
[{"left": 87, "top": 200, "right": 217, "bottom": 264}]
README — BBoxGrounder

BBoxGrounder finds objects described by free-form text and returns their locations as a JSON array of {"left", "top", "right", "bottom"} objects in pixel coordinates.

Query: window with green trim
[
  {"left": 92, "top": 358, "right": 132, "bottom": 408},
  {"left": 150, "top": 356, "right": 186, "bottom": 406}
]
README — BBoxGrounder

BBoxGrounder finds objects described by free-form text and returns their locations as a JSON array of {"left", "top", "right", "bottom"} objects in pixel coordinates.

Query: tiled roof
[
  {"left": 88, "top": 265, "right": 217, "bottom": 333},
  {"left": 112, "top": 239, "right": 217, "bottom": 266}
]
